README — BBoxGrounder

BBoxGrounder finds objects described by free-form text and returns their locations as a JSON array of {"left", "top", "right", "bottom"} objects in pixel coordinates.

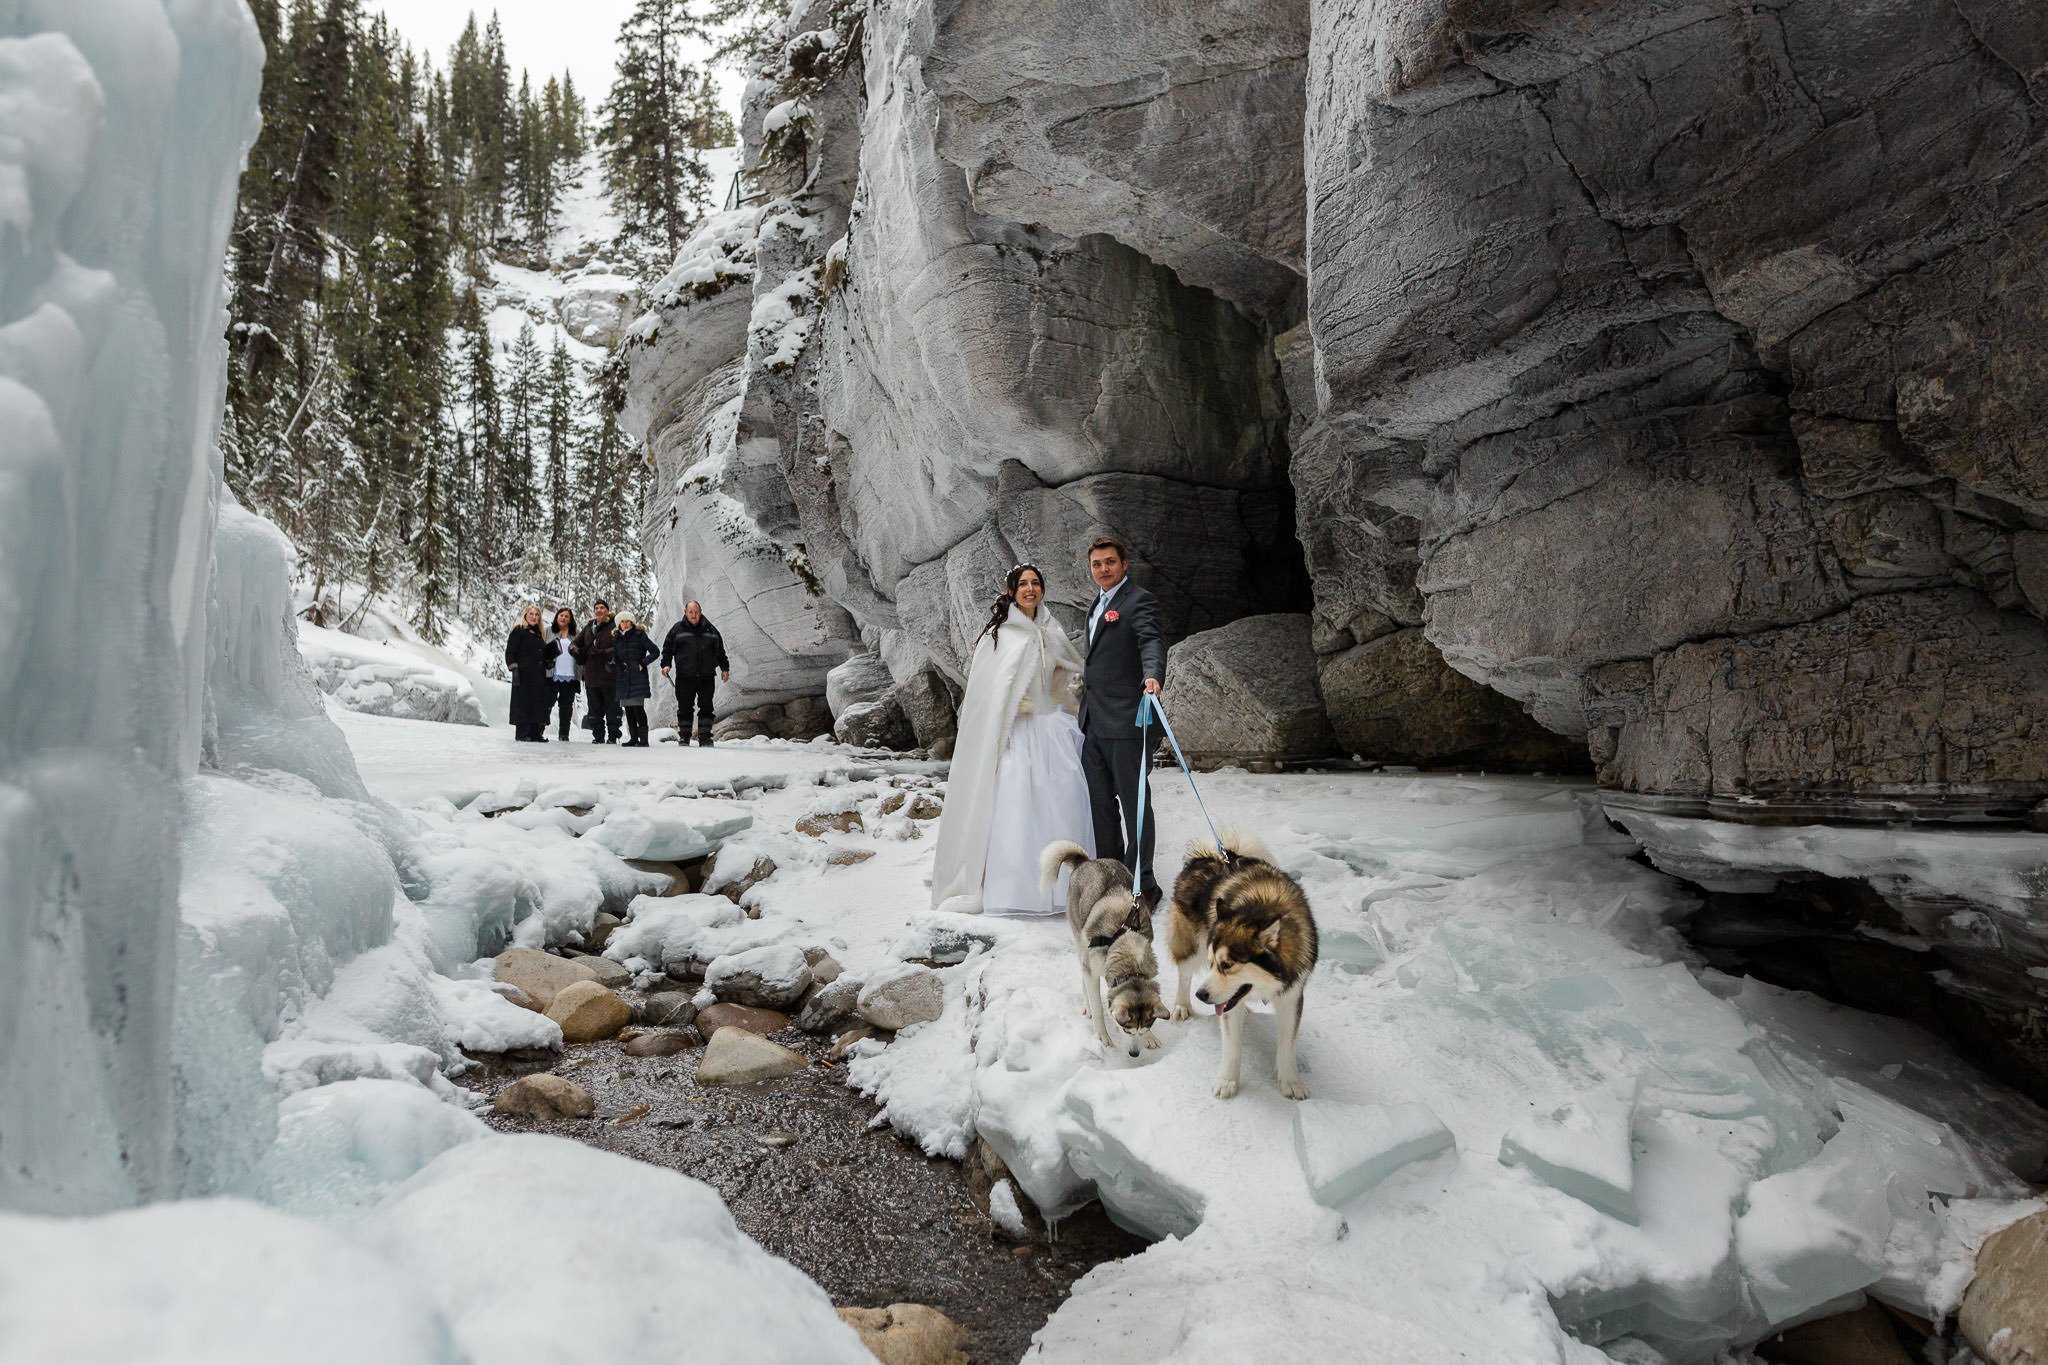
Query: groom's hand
[{"left": 1144, "top": 677, "right": 1161, "bottom": 695}]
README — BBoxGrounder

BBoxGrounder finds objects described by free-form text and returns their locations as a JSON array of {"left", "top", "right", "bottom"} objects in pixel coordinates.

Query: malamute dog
[
  {"left": 1167, "top": 836, "right": 1318, "bottom": 1099},
  {"left": 1041, "top": 841, "right": 1165, "bottom": 1058}
]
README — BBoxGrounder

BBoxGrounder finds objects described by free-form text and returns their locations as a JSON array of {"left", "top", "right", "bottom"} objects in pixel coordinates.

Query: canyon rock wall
[{"left": 622, "top": 0, "right": 2045, "bottom": 804}]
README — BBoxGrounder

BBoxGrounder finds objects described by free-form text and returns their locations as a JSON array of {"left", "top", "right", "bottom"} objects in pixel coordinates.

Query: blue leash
[{"left": 1129, "top": 693, "right": 1224, "bottom": 896}]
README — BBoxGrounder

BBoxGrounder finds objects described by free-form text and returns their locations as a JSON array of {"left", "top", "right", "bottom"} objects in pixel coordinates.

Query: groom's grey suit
[{"left": 1078, "top": 576, "right": 1167, "bottom": 897}]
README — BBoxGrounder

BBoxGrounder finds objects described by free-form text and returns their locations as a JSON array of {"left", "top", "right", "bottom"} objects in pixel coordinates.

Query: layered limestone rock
[
  {"left": 621, "top": 0, "right": 1318, "bottom": 742},
  {"left": 1300, "top": 0, "right": 2048, "bottom": 816}
]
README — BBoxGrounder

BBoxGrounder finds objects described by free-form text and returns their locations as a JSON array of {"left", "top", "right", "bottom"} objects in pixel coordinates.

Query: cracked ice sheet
[{"left": 832, "top": 771, "right": 2043, "bottom": 1362}]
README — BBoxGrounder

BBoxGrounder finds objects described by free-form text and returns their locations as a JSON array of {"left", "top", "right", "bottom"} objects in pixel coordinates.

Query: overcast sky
[{"left": 363, "top": 1, "right": 746, "bottom": 121}]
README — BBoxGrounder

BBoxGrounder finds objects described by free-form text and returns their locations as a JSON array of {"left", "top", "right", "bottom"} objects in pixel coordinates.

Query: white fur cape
[{"left": 929, "top": 603, "right": 1085, "bottom": 911}]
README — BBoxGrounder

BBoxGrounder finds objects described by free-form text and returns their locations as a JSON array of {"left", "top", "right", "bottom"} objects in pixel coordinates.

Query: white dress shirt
[{"left": 1088, "top": 581, "right": 1122, "bottom": 645}]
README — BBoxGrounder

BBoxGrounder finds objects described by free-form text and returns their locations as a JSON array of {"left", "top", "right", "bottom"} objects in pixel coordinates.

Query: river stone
[
  {"left": 623, "top": 1029, "right": 699, "bottom": 1058},
  {"left": 1158, "top": 614, "right": 1336, "bottom": 768},
  {"left": 804, "top": 949, "right": 844, "bottom": 985},
  {"left": 696, "top": 1027, "right": 810, "bottom": 1084},
  {"left": 858, "top": 965, "right": 944, "bottom": 1031},
  {"left": 586, "top": 912, "right": 624, "bottom": 954},
  {"left": 1961, "top": 1210, "right": 2048, "bottom": 1365},
  {"left": 492, "top": 1073, "right": 594, "bottom": 1120},
  {"left": 796, "top": 975, "right": 864, "bottom": 1034},
  {"left": 493, "top": 948, "right": 599, "bottom": 1011},
  {"left": 562, "top": 951, "right": 631, "bottom": 989},
  {"left": 636, "top": 992, "right": 699, "bottom": 1028},
  {"left": 835, "top": 1304, "right": 969, "bottom": 1365},
  {"left": 711, "top": 854, "right": 777, "bottom": 903},
  {"left": 903, "top": 793, "right": 941, "bottom": 820},
  {"left": 706, "top": 944, "right": 814, "bottom": 1009},
  {"left": 695, "top": 1002, "right": 791, "bottom": 1036},
  {"left": 1759, "top": 1301, "right": 1914, "bottom": 1365},
  {"left": 796, "top": 808, "right": 864, "bottom": 837},
  {"left": 544, "top": 981, "right": 632, "bottom": 1043},
  {"left": 497, "top": 984, "right": 541, "bottom": 1013}
]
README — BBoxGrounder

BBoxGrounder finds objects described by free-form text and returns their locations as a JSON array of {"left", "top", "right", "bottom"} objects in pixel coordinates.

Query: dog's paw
[
  {"left": 1094, "top": 1030, "right": 1114, "bottom": 1050},
  {"left": 1278, "top": 1077, "right": 1310, "bottom": 1101},
  {"left": 1211, "top": 1076, "right": 1239, "bottom": 1099},
  {"left": 1171, "top": 1005, "right": 1193, "bottom": 1023},
  {"left": 1141, "top": 1032, "right": 1162, "bottom": 1051}
]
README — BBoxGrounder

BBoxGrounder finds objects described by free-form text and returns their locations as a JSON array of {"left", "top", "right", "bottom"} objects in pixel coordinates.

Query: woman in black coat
[
  {"left": 504, "top": 604, "right": 552, "bottom": 742},
  {"left": 610, "top": 611, "right": 661, "bottom": 747},
  {"left": 545, "top": 607, "right": 581, "bottom": 740}
]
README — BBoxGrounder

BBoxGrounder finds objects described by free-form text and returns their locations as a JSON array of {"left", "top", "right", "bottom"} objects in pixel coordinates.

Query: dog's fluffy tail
[
  {"left": 1184, "top": 829, "right": 1275, "bottom": 867},
  {"left": 1040, "top": 840, "right": 1091, "bottom": 892}
]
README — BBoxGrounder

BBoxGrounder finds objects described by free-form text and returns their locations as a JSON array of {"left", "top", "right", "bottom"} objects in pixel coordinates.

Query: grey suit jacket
[{"left": 1078, "top": 578, "right": 1167, "bottom": 736}]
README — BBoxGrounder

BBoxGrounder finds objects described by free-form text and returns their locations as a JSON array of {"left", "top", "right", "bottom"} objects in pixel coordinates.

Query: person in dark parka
[
  {"left": 571, "top": 599, "right": 621, "bottom": 743},
  {"left": 546, "top": 606, "right": 580, "bottom": 740},
  {"left": 660, "top": 599, "right": 731, "bottom": 747},
  {"left": 504, "top": 604, "right": 552, "bottom": 742},
  {"left": 611, "top": 611, "right": 661, "bottom": 747}
]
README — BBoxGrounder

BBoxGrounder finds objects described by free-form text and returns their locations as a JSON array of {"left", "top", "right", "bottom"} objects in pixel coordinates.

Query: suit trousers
[{"left": 1082, "top": 728, "right": 1158, "bottom": 895}]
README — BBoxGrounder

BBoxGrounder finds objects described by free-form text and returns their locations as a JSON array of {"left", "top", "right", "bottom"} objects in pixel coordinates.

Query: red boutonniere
[{"left": 1103, "top": 610, "right": 1120, "bottom": 623}]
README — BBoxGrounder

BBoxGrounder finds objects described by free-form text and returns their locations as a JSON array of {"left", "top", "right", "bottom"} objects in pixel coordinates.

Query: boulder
[
  {"left": 562, "top": 951, "right": 632, "bottom": 989},
  {"left": 586, "top": 912, "right": 624, "bottom": 954},
  {"left": 796, "top": 975, "right": 863, "bottom": 1034},
  {"left": 710, "top": 854, "right": 777, "bottom": 903},
  {"left": 635, "top": 992, "right": 699, "bottom": 1028},
  {"left": 1759, "top": 1301, "right": 1914, "bottom": 1365},
  {"left": 715, "top": 696, "right": 834, "bottom": 742},
  {"left": 695, "top": 1002, "right": 792, "bottom": 1036},
  {"left": 835, "top": 1304, "right": 969, "bottom": 1365},
  {"left": 835, "top": 698, "right": 916, "bottom": 750},
  {"left": 828, "top": 849, "right": 875, "bottom": 867},
  {"left": 1320, "top": 629, "right": 1586, "bottom": 771},
  {"left": 706, "top": 944, "right": 814, "bottom": 1009},
  {"left": 828, "top": 1024, "right": 882, "bottom": 1062},
  {"left": 623, "top": 1030, "right": 699, "bottom": 1058},
  {"left": 491, "top": 1073, "right": 594, "bottom": 1120},
  {"left": 891, "top": 669, "right": 959, "bottom": 752},
  {"left": 826, "top": 652, "right": 894, "bottom": 715},
  {"left": 696, "top": 1027, "right": 810, "bottom": 1084},
  {"left": 796, "top": 808, "right": 863, "bottom": 837},
  {"left": 544, "top": 981, "right": 632, "bottom": 1043},
  {"left": 903, "top": 794, "right": 941, "bottom": 821},
  {"left": 1961, "top": 1210, "right": 2048, "bottom": 1365},
  {"left": 1159, "top": 614, "right": 1335, "bottom": 769},
  {"left": 857, "top": 965, "right": 944, "bottom": 1031},
  {"left": 803, "top": 949, "right": 844, "bottom": 985},
  {"left": 493, "top": 948, "right": 599, "bottom": 1011}
]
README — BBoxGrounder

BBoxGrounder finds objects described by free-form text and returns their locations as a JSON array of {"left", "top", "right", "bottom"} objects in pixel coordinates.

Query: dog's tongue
[{"left": 1213, "top": 1001, "right": 1227, "bottom": 1017}]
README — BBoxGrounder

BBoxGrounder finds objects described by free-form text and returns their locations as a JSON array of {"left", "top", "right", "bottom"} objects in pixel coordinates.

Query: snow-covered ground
[{"left": 321, "top": 718, "right": 2047, "bottom": 1363}]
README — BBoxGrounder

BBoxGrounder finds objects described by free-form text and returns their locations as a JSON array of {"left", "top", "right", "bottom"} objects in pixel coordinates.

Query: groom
[{"left": 1077, "top": 536, "right": 1166, "bottom": 908}]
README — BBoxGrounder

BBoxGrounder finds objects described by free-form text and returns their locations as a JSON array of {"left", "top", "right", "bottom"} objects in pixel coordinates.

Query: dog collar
[{"left": 1087, "top": 933, "right": 1119, "bottom": 950}]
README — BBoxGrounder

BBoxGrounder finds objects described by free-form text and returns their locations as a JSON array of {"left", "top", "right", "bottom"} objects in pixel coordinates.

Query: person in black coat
[
  {"left": 1077, "top": 537, "right": 1167, "bottom": 903},
  {"left": 571, "top": 599, "right": 621, "bottom": 743},
  {"left": 545, "top": 607, "right": 580, "bottom": 740},
  {"left": 504, "top": 604, "right": 552, "bottom": 742},
  {"left": 610, "top": 612, "right": 661, "bottom": 747},
  {"left": 660, "top": 599, "right": 731, "bottom": 747}
]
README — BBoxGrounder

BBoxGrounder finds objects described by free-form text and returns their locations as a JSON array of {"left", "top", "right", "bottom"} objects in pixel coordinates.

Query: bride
[{"left": 931, "top": 564, "right": 1094, "bottom": 916}]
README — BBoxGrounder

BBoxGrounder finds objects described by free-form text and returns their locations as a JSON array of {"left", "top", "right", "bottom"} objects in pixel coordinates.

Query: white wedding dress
[{"left": 930, "top": 604, "right": 1095, "bottom": 917}]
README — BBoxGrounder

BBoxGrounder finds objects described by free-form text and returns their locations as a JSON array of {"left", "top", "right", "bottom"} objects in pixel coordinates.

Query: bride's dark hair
[{"left": 977, "top": 563, "right": 1045, "bottom": 647}]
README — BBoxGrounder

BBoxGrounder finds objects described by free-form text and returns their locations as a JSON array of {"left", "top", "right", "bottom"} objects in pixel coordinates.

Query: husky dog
[
  {"left": 1168, "top": 836, "right": 1318, "bottom": 1099},
  {"left": 1041, "top": 841, "right": 1165, "bottom": 1058}
]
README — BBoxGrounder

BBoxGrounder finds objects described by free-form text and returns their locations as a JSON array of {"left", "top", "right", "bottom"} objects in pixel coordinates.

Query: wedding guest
[{"left": 503, "top": 604, "right": 551, "bottom": 742}]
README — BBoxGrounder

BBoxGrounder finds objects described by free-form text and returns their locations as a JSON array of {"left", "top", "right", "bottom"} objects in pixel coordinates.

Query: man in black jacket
[
  {"left": 571, "top": 599, "right": 622, "bottom": 744},
  {"left": 660, "top": 600, "right": 731, "bottom": 746},
  {"left": 1077, "top": 537, "right": 1167, "bottom": 906}
]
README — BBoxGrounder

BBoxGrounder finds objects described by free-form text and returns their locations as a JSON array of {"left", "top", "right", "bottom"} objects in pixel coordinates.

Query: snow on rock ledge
[{"left": 298, "top": 624, "right": 485, "bottom": 726}]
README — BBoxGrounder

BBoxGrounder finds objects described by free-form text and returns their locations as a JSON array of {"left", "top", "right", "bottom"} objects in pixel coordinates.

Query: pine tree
[
  {"left": 457, "top": 287, "right": 504, "bottom": 570},
  {"left": 601, "top": 0, "right": 710, "bottom": 254},
  {"left": 544, "top": 339, "right": 576, "bottom": 558},
  {"left": 504, "top": 321, "right": 545, "bottom": 541}
]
